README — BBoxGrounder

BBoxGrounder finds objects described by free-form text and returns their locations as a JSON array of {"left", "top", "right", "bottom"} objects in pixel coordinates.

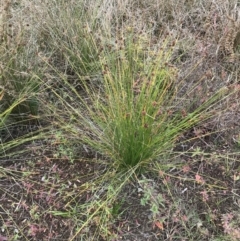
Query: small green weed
[
  {"left": 51, "top": 131, "right": 75, "bottom": 163},
  {"left": 139, "top": 176, "right": 165, "bottom": 220},
  {"left": 110, "top": 199, "right": 124, "bottom": 218}
]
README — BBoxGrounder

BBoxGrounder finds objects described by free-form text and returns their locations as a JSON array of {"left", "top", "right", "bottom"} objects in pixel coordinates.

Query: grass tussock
[{"left": 0, "top": 0, "right": 240, "bottom": 240}]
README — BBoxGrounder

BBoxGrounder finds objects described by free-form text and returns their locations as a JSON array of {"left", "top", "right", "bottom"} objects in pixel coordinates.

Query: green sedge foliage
[
  {"left": 67, "top": 30, "right": 220, "bottom": 171},
  {"left": 50, "top": 28, "right": 231, "bottom": 171},
  {"left": 95, "top": 34, "right": 180, "bottom": 168}
]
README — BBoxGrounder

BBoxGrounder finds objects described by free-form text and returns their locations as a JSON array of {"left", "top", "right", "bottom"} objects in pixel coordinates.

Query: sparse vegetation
[{"left": 0, "top": 0, "right": 240, "bottom": 240}]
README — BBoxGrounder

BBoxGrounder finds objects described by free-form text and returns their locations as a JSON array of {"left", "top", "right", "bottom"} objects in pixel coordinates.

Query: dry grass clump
[
  {"left": 0, "top": 0, "right": 45, "bottom": 119},
  {"left": 0, "top": 1, "right": 48, "bottom": 157},
  {"left": 218, "top": 14, "right": 240, "bottom": 62},
  {"left": 0, "top": 0, "right": 11, "bottom": 43}
]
